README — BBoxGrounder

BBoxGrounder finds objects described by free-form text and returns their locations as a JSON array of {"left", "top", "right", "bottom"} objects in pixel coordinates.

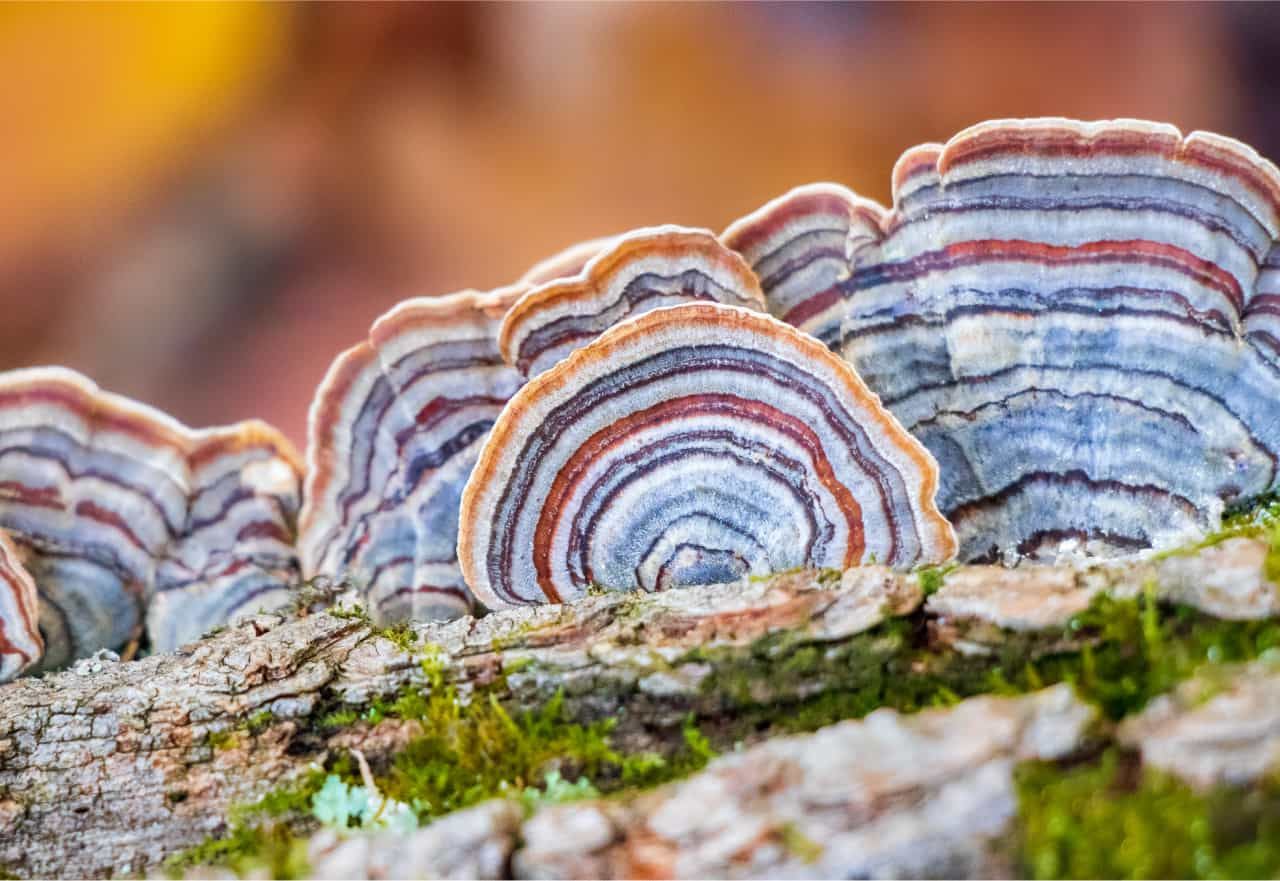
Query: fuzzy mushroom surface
[
  {"left": 498, "top": 227, "right": 768, "bottom": 379},
  {"left": 0, "top": 367, "right": 301, "bottom": 669},
  {"left": 459, "top": 302, "right": 956, "bottom": 608},
  {"left": 728, "top": 118, "right": 1280, "bottom": 561},
  {"left": 300, "top": 292, "right": 524, "bottom": 623}
]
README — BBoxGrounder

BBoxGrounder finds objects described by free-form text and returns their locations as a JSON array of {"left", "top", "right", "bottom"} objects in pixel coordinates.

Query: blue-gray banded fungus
[
  {"left": 460, "top": 302, "right": 957, "bottom": 608},
  {"left": 0, "top": 366, "right": 301, "bottom": 676},
  {"left": 726, "top": 119, "right": 1280, "bottom": 562},
  {"left": 499, "top": 227, "right": 768, "bottom": 380}
]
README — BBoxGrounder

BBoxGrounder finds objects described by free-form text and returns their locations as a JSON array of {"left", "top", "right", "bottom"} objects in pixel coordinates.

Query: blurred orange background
[{"left": 1, "top": 2, "right": 1277, "bottom": 446}]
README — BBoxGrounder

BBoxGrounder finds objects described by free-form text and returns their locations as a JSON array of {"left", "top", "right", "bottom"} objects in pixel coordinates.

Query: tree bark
[{"left": 0, "top": 538, "right": 1273, "bottom": 879}]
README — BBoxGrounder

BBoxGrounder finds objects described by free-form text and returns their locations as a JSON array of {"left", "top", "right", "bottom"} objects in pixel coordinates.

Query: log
[{"left": 0, "top": 537, "right": 1274, "bottom": 878}]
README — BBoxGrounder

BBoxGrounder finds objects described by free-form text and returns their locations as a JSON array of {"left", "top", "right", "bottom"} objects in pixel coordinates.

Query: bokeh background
[{"left": 3, "top": 1, "right": 1278, "bottom": 446}]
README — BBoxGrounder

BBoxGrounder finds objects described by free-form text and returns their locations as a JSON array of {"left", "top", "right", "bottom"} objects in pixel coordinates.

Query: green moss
[
  {"left": 326, "top": 604, "right": 421, "bottom": 653},
  {"left": 327, "top": 604, "right": 370, "bottom": 625},
  {"left": 164, "top": 770, "right": 330, "bottom": 879},
  {"left": 163, "top": 821, "right": 309, "bottom": 880},
  {"left": 779, "top": 822, "right": 824, "bottom": 864},
  {"left": 916, "top": 562, "right": 958, "bottom": 597},
  {"left": 244, "top": 710, "right": 275, "bottom": 735},
  {"left": 375, "top": 654, "right": 708, "bottom": 819},
  {"left": 1016, "top": 749, "right": 1280, "bottom": 879},
  {"left": 696, "top": 591, "right": 1280, "bottom": 741},
  {"left": 207, "top": 729, "right": 240, "bottom": 752},
  {"left": 374, "top": 621, "right": 418, "bottom": 652},
  {"left": 318, "top": 707, "right": 359, "bottom": 729},
  {"left": 1158, "top": 493, "right": 1280, "bottom": 581}
]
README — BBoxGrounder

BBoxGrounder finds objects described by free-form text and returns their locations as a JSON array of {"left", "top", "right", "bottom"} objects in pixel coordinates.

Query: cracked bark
[{"left": 0, "top": 538, "right": 1273, "bottom": 879}]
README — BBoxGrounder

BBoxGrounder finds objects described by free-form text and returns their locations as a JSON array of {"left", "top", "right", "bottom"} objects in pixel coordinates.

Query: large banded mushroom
[
  {"left": 0, "top": 367, "right": 301, "bottom": 674},
  {"left": 295, "top": 234, "right": 616, "bottom": 624},
  {"left": 726, "top": 118, "right": 1280, "bottom": 562},
  {"left": 459, "top": 302, "right": 956, "bottom": 608},
  {"left": 499, "top": 227, "right": 768, "bottom": 379},
  {"left": 300, "top": 231, "right": 767, "bottom": 622}
]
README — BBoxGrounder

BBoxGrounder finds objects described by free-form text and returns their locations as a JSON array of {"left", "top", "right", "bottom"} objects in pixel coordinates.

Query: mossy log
[{"left": 0, "top": 538, "right": 1276, "bottom": 879}]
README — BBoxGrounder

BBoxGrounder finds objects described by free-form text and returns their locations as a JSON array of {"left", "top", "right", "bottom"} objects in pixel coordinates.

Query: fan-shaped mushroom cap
[
  {"left": 0, "top": 532, "right": 41, "bottom": 682},
  {"left": 147, "top": 422, "right": 302, "bottom": 651},
  {"left": 727, "top": 119, "right": 1280, "bottom": 561},
  {"left": 498, "top": 227, "right": 768, "bottom": 379},
  {"left": 300, "top": 291, "right": 523, "bottom": 623},
  {"left": 459, "top": 302, "right": 956, "bottom": 608},
  {"left": 0, "top": 367, "right": 301, "bottom": 668},
  {"left": 721, "top": 182, "right": 888, "bottom": 348}
]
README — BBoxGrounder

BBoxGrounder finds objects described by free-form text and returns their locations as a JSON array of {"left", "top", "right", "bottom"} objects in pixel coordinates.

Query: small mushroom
[
  {"left": 0, "top": 367, "right": 301, "bottom": 669},
  {"left": 0, "top": 531, "right": 42, "bottom": 682},
  {"left": 498, "top": 227, "right": 768, "bottom": 379},
  {"left": 148, "top": 422, "right": 303, "bottom": 652},
  {"left": 300, "top": 291, "right": 524, "bottom": 623},
  {"left": 727, "top": 118, "right": 1280, "bottom": 561},
  {"left": 459, "top": 302, "right": 956, "bottom": 608}
]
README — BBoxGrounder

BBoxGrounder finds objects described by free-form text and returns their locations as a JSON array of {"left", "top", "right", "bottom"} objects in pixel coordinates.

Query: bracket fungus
[
  {"left": 498, "top": 227, "right": 768, "bottom": 379},
  {"left": 459, "top": 301, "right": 956, "bottom": 608},
  {"left": 0, "top": 531, "right": 41, "bottom": 681},
  {"left": 300, "top": 291, "right": 525, "bottom": 623},
  {"left": 728, "top": 118, "right": 1280, "bottom": 562},
  {"left": 0, "top": 367, "right": 301, "bottom": 672}
]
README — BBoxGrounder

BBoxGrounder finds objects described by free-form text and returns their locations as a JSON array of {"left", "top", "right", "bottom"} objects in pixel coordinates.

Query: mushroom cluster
[
  {"left": 728, "top": 119, "right": 1280, "bottom": 562},
  {"left": 1, "top": 117, "right": 1277, "bottom": 681}
]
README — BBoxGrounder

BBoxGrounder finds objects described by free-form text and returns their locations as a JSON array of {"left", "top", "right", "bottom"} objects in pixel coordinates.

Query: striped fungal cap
[
  {"left": 300, "top": 291, "right": 524, "bottom": 623},
  {"left": 722, "top": 182, "right": 887, "bottom": 348},
  {"left": 0, "top": 532, "right": 41, "bottom": 682},
  {"left": 498, "top": 227, "right": 768, "bottom": 379},
  {"left": 0, "top": 367, "right": 301, "bottom": 669},
  {"left": 148, "top": 423, "right": 302, "bottom": 652},
  {"left": 727, "top": 118, "right": 1280, "bottom": 561},
  {"left": 459, "top": 302, "right": 956, "bottom": 608}
]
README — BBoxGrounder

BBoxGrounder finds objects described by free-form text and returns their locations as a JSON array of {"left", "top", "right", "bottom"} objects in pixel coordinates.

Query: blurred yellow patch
[{"left": 0, "top": 2, "right": 288, "bottom": 260}]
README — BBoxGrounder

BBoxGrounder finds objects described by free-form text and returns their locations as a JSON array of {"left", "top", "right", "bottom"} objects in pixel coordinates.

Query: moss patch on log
[
  {"left": 1016, "top": 748, "right": 1280, "bottom": 879},
  {"left": 693, "top": 591, "right": 1280, "bottom": 745},
  {"left": 167, "top": 648, "right": 717, "bottom": 877}
]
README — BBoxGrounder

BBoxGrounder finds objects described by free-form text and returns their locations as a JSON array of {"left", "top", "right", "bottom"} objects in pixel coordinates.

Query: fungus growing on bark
[
  {"left": 498, "top": 227, "right": 768, "bottom": 379},
  {"left": 300, "top": 292, "right": 523, "bottom": 623},
  {"left": 459, "top": 302, "right": 956, "bottom": 608},
  {"left": 0, "top": 532, "right": 41, "bottom": 682},
  {"left": 0, "top": 367, "right": 301, "bottom": 669},
  {"left": 728, "top": 119, "right": 1280, "bottom": 561}
]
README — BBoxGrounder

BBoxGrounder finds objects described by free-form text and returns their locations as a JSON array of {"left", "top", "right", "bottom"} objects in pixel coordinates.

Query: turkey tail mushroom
[
  {"left": 299, "top": 291, "right": 524, "bottom": 623},
  {"left": 0, "top": 367, "right": 301, "bottom": 669},
  {"left": 498, "top": 226, "right": 768, "bottom": 379},
  {"left": 728, "top": 118, "right": 1280, "bottom": 562},
  {"left": 459, "top": 301, "right": 956, "bottom": 609},
  {"left": 298, "top": 235, "right": 639, "bottom": 624},
  {"left": 147, "top": 421, "right": 302, "bottom": 652},
  {"left": 0, "top": 532, "right": 41, "bottom": 682}
]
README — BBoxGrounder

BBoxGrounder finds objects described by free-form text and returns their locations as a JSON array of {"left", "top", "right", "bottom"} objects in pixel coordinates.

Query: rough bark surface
[
  {"left": 0, "top": 538, "right": 1274, "bottom": 878},
  {"left": 306, "top": 657, "right": 1280, "bottom": 881}
]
